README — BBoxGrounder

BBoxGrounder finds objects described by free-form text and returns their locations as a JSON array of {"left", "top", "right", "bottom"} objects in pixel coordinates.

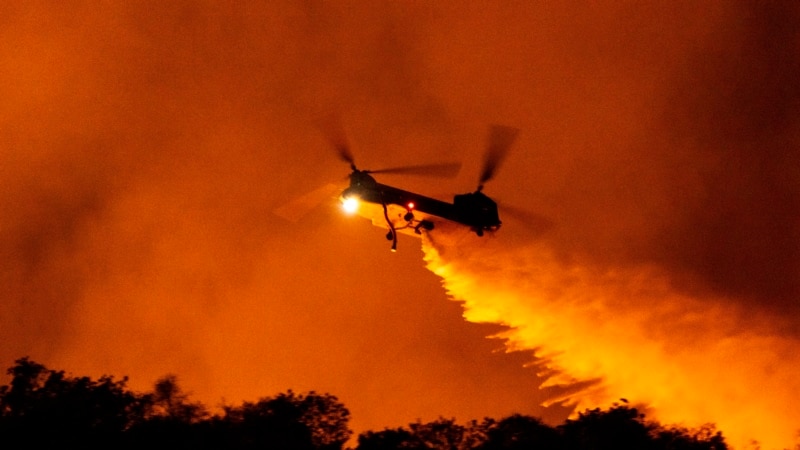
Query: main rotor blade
[
  {"left": 273, "top": 183, "right": 344, "bottom": 222},
  {"left": 479, "top": 125, "right": 520, "bottom": 187},
  {"left": 497, "top": 201, "right": 554, "bottom": 237},
  {"left": 316, "top": 114, "right": 356, "bottom": 168},
  {"left": 369, "top": 162, "right": 462, "bottom": 178}
]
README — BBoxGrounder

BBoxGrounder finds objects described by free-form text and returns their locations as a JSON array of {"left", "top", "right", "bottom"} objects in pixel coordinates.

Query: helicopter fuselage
[{"left": 340, "top": 171, "right": 501, "bottom": 246}]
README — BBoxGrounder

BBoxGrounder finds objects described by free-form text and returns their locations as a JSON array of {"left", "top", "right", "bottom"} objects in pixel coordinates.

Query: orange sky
[{"left": 2, "top": 2, "right": 799, "bottom": 448}]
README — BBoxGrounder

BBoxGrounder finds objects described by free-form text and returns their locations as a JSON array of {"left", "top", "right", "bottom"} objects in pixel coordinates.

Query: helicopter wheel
[{"left": 476, "top": 228, "right": 484, "bottom": 237}]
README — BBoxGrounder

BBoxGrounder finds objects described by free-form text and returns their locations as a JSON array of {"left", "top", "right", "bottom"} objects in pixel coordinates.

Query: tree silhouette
[
  {"left": 220, "top": 390, "right": 352, "bottom": 450},
  {"left": 652, "top": 424, "right": 727, "bottom": 450},
  {"left": 123, "top": 374, "right": 210, "bottom": 449},
  {"left": 0, "top": 357, "right": 143, "bottom": 449},
  {"left": 357, "top": 417, "right": 489, "bottom": 450},
  {"left": 559, "top": 405, "right": 654, "bottom": 450},
  {"left": 478, "top": 414, "right": 563, "bottom": 450},
  {"left": 148, "top": 374, "right": 208, "bottom": 422},
  {"left": 558, "top": 404, "right": 728, "bottom": 450},
  {"left": 357, "top": 427, "right": 421, "bottom": 450},
  {"left": 0, "top": 358, "right": 729, "bottom": 450},
  {"left": 354, "top": 406, "right": 728, "bottom": 450}
]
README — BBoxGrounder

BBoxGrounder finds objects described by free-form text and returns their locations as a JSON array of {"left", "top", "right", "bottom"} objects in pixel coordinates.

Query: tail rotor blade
[{"left": 479, "top": 125, "right": 519, "bottom": 188}]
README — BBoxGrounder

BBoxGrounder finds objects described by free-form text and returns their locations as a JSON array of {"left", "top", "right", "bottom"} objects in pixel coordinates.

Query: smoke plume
[{"left": 423, "top": 220, "right": 799, "bottom": 450}]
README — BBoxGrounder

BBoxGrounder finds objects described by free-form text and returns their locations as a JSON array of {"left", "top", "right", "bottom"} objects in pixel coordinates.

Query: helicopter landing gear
[{"left": 381, "top": 198, "right": 398, "bottom": 252}]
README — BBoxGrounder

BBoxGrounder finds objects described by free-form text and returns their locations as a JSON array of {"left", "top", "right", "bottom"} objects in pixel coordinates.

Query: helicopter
[{"left": 334, "top": 125, "right": 520, "bottom": 251}]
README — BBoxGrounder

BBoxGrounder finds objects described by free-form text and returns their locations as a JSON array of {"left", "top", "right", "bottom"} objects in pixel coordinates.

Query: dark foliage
[
  {"left": 559, "top": 405, "right": 653, "bottom": 450},
  {"left": 0, "top": 358, "right": 350, "bottom": 450},
  {"left": 558, "top": 404, "right": 727, "bottom": 450},
  {"left": 357, "top": 417, "right": 478, "bottom": 450},
  {"left": 218, "top": 390, "right": 352, "bottom": 450},
  {"left": 478, "top": 414, "right": 563, "bottom": 450},
  {"left": 123, "top": 374, "right": 211, "bottom": 450},
  {"left": 354, "top": 404, "right": 727, "bottom": 450},
  {"left": 0, "top": 357, "right": 144, "bottom": 449},
  {"left": 652, "top": 424, "right": 728, "bottom": 450},
  {"left": 0, "top": 359, "right": 727, "bottom": 450}
]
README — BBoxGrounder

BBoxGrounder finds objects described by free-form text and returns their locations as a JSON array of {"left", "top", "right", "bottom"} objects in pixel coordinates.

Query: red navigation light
[{"left": 407, "top": 201, "right": 415, "bottom": 210}]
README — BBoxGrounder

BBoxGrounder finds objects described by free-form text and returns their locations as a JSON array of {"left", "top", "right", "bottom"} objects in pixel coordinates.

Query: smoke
[
  {"left": 406, "top": 4, "right": 800, "bottom": 448},
  {"left": 418, "top": 4, "right": 800, "bottom": 448},
  {"left": 2, "top": 1, "right": 799, "bottom": 446},
  {"left": 422, "top": 230, "right": 800, "bottom": 450},
  {"left": 1, "top": 2, "right": 561, "bottom": 436}
]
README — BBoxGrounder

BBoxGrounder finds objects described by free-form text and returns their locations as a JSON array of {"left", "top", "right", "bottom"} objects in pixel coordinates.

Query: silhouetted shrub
[
  {"left": 0, "top": 359, "right": 727, "bottom": 450},
  {"left": 0, "top": 357, "right": 144, "bottom": 449},
  {"left": 220, "top": 390, "right": 352, "bottom": 450}
]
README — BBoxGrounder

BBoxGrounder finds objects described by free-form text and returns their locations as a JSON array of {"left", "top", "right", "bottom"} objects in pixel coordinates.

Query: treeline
[{"left": 0, "top": 357, "right": 726, "bottom": 450}]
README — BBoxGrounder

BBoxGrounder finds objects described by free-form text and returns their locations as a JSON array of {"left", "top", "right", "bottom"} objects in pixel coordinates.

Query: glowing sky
[{"left": 2, "top": 2, "right": 798, "bottom": 448}]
